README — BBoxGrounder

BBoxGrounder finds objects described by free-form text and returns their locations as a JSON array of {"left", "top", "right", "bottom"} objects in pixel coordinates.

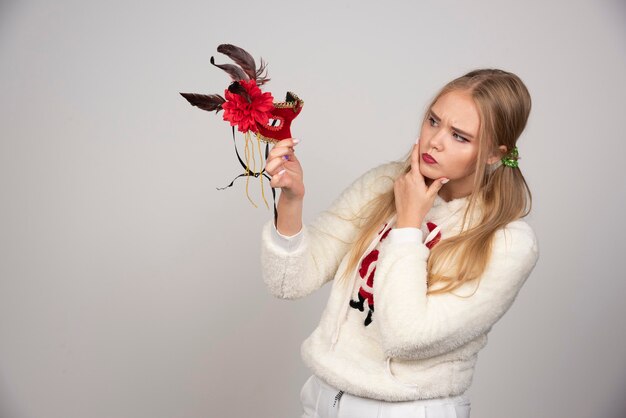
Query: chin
[{"left": 419, "top": 165, "right": 443, "bottom": 180}]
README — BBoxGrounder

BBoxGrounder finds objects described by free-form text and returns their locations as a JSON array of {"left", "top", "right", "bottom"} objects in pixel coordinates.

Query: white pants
[{"left": 300, "top": 375, "right": 471, "bottom": 418}]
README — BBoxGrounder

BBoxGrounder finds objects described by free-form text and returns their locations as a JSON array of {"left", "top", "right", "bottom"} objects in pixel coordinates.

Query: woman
[{"left": 260, "top": 69, "right": 539, "bottom": 418}]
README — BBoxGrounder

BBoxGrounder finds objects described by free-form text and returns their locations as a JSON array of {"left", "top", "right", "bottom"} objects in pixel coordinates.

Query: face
[{"left": 418, "top": 90, "right": 482, "bottom": 198}]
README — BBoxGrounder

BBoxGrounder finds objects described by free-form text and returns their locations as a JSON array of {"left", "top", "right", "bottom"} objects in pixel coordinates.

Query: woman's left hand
[{"left": 393, "top": 140, "right": 449, "bottom": 229}]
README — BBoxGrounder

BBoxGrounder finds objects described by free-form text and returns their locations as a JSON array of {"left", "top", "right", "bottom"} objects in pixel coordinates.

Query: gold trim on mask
[{"left": 272, "top": 92, "right": 304, "bottom": 111}]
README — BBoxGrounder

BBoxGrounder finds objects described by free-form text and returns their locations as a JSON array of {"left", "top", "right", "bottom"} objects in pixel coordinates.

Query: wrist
[
  {"left": 275, "top": 193, "right": 304, "bottom": 237},
  {"left": 279, "top": 191, "right": 304, "bottom": 204},
  {"left": 395, "top": 218, "right": 423, "bottom": 229}
]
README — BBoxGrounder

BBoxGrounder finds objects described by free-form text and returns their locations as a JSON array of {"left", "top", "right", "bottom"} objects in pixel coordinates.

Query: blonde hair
[{"left": 336, "top": 69, "right": 532, "bottom": 295}]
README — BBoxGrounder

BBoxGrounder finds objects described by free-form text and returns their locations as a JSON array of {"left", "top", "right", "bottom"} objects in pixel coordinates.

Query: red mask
[
  {"left": 257, "top": 92, "right": 304, "bottom": 143},
  {"left": 179, "top": 44, "right": 303, "bottom": 143}
]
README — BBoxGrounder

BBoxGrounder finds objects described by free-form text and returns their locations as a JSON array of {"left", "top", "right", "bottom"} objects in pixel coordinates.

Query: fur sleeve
[
  {"left": 260, "top": 162, "right": 401, "bottom": 299},
  {"left": 373, "top": 220, "right": 539, "bottom": 359}
]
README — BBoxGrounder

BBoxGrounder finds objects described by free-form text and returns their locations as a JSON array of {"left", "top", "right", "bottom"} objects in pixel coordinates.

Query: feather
[
  {"left": 227, "top": 81, "right": 251, "bottom": 103},
  {"left": 179, "top": 92, "right": 225, "bottom": 112},
  {"left": 217, "top": 44, "right": 257, "bottom": 81},
  {"left": 210, "top": 56, "right": 248, "bottom": 81},
  {"left": 255, "top": 57, "right": 270, "bottom": 86}
]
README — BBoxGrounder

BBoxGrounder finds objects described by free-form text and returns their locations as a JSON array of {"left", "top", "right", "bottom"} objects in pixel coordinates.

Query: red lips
[{"left": 422, "top": 153, "right": 437, "bottom": 164}]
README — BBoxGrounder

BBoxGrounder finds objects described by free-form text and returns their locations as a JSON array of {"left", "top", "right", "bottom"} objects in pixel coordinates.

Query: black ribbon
[{"left": 216, "top": 127, "right": 278, "bottom": 225}]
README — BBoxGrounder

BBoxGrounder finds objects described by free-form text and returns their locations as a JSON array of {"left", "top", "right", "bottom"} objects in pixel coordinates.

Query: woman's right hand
[{"left": 265, "top": 138, "right": 305, "bottom": 201}]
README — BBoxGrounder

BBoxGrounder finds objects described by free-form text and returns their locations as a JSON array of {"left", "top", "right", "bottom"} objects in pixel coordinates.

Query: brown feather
[
  {"left": 255, "top": 57, "right": 270, "bottom": 86},
  {"left": 210, "top": 56, "right": 248, "bottom": 81},
  {"left": 179, "top": 92, "right": 225, "bottom": 112},
  {"left": 217, "top": 44, "right": 257, "bottom": 81},
  {"left": 227, "top": 82, "right": 251, "bottom": 103}
]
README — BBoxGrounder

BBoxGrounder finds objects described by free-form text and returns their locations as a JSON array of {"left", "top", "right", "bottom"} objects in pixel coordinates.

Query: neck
[
  {"left": 426, "top": 178, "right": 472, "bottom": 202},
  {"left": 439, "top": 187, "right": 471, "bottom": 202}
]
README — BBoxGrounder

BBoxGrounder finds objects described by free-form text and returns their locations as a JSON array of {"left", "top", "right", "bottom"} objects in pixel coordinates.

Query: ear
[{"left": 487, "top": 145, "right": 508, "bottom": 165}]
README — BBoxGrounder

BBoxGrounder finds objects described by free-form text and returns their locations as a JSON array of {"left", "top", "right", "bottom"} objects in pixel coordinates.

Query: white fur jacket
[{"left": 260, "top": 161, "right": 539, "bottom": 402}]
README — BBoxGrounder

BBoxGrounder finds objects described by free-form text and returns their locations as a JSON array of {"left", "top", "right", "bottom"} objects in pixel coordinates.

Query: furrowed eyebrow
[
  {"left": 429, "top": 110, "right": 475, "bottom": 139},
  {"left": 430, "top": 109, "right": 441, "bottom": 122}
]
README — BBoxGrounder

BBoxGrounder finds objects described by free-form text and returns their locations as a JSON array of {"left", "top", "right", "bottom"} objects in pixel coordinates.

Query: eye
[
  {"left": 428, "top": 116, "right": 438, "bottom": 127},
  {"left": 452, "top": 132, "right": 469, "bottom": 143}
]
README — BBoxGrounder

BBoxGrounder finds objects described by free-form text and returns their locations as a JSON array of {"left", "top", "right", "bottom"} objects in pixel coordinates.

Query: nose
[{"left": 429, "top": 129, "right": 445, "bottom": 152}]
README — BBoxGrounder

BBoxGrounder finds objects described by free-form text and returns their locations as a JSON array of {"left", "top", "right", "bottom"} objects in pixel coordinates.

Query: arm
[
  {"left": 260, "top": 162, "right": 400, "bottom": 299},
  {"left": 373, "top": 220, "right": 539, "bottom": 360}
]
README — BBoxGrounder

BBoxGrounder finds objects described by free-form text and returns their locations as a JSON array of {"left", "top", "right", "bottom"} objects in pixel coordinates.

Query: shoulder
[
  {"left": 491, "top": 219, "right": 539, "bottom": 270},
  {"left": 349, "top": 161, "right": 405, "bottom": 195},
  {"left": 458, "top": 219, "right": 540, "bottom": 297},
  {"left": 325, "top": 161, "right": 404, "bottom": 219}
]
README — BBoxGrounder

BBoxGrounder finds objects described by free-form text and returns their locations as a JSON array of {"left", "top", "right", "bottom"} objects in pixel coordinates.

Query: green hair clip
[{"left": 501, "top": 147, "right": 520, "bottom": 168}]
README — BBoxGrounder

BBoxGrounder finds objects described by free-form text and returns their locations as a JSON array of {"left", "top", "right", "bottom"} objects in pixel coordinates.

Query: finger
[
  {"left": 411, "top": 140, "right": 422, "bottom": 168},
  {"left": 269, "top": 168, "right": 286, "bottom": 187},
  {"left": 270, "top": 168, "right": 294, "bottom": 189},
  {"left": 409, "top": 143, "right": 425, "bottom": 184},
  {"left": 285, "top": 138, "right": 300, "bottom": 147},
  {"left": 267, "top": 138, "right": 300, "bottom": 177},
  {"left": 268, "top": 145, "right": 293, "bottom": 160},
  {"left": 427, "top": 177, "right": 449, "bottom": 197},
  {"left": 268, "top": 137, "right": 296, "bottom": 153},
  {"left": 265, "top": 153, "right": 294, "bottom": 175},
  {"left": 265, "top": 158, "right": 284, "bottom": 175},
  {"left": 274, "top": 138, "right": 300, "bottom": 149},
  {"left": 266, "top": 148, "right": 294, "bottom": 169}
]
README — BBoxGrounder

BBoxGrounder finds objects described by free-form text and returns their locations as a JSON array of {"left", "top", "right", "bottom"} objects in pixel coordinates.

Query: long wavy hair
[{"left": 336, "top": 69, "right": 532, "bottom": 295}]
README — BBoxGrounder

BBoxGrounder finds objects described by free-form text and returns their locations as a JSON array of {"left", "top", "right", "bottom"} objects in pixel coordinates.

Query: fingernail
[
  {"left": 441, "top": 178, "right": 449, "bottom": 184},
  {"left": 278, "top": 169, "right": 286, "bottom": 176},
  {"left": 415, "top": 137, "right": 420, "bottom": 144},
  {"left": 292, "top": 138, "right": 300, "bottom": 145},
  {"left": 282, "top": 155, "right": 289, "bottom": 161}
]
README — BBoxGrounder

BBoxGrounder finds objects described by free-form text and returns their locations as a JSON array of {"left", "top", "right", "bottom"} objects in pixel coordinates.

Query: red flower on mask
[{"left": 221, "top": 79, "right": 274, "bottom": 133}]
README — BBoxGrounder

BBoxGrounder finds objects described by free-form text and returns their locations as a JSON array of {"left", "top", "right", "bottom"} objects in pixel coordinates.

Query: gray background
[{"left": 1, "top": 0, "right": 625, "bottom": 417}]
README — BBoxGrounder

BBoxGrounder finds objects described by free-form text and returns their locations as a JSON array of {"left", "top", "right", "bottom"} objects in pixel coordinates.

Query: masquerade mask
[
  {"left": 180, "top": 44, "right": 303, "bottom": 221},
  {"left": 257, "top": 92, "right": 304, "bottom": 143}
]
